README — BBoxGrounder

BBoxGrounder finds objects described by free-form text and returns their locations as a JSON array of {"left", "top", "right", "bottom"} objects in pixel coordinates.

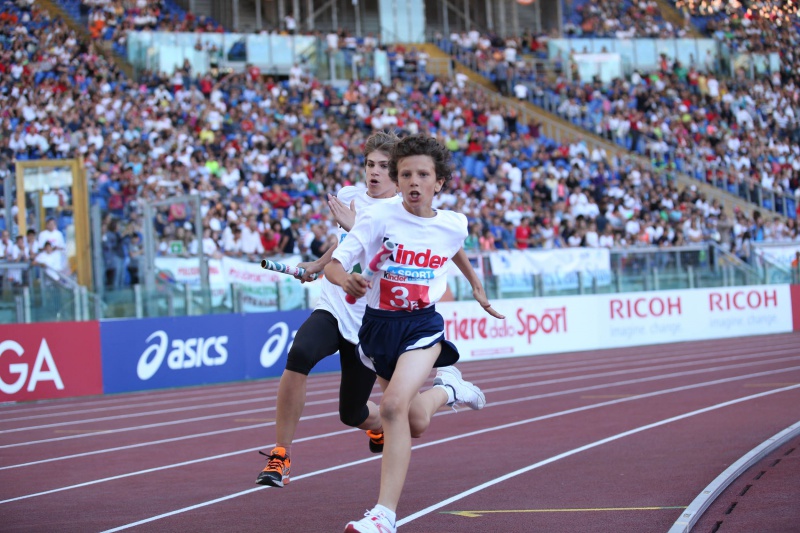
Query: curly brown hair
[{"left": 388, "top": 134, "right": 453, "bottom": 187}]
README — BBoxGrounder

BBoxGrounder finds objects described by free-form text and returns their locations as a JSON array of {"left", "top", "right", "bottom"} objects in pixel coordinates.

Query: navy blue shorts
[{"left": 357, "top": 305, "right": 460, "bottom": 381}]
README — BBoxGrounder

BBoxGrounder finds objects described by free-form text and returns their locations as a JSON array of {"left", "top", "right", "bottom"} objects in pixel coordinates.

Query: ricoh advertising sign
[{"left": 440, "top": 285, "right": 794, "bottom": 361}]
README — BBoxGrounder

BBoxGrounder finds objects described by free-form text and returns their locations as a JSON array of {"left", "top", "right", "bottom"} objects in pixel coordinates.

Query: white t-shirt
[
  {"left": 35, "top": 249, "right": 62, "bottom": 280},
  {"left": 37, "top": 228, "right": 66, "bottom": 250},
  {"left": 316, "top": 187, "right": 402, "bottom": 344},
  {"left": 332, "top": 202, "right": 467, "bottom": 319}
]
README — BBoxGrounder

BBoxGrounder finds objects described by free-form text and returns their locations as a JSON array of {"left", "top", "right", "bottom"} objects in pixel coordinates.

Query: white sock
[
  {"left": 435, "top": 383, "right": 456, "bottom": 405},
  {"left": 374, "top": 505, "right": 396, "bottom": 525}
]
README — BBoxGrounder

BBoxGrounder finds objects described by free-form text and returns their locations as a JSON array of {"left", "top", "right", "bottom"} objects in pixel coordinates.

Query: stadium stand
[
  {"left": 1, "top": 0, "right": 798, "bottom": 299},
  {"left": 435, "top": 3, "right": 800, "bottom": 219},
  {"left": 564, "top": 0, "right": 689, "bottom": 38}
]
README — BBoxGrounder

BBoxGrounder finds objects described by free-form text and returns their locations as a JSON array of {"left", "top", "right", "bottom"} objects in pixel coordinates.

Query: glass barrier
[
  {"left": 126, "top": 32, "right": 318, "bottom": 75},
  {"left": 546, "top": 38, "right": 720, "bottom": 74}
]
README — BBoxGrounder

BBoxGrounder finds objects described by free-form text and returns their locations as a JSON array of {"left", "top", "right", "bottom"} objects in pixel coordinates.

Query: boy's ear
[{"left": 435, "top": 178, "right": 444, "bottom": 193}]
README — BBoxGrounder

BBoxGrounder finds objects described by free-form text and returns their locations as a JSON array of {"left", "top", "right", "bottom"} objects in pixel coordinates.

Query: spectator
[
  {"left": 102, "top": 219, "right": 124, "bottom": 288},
  {"left": 127, "top": 233, "right": 143, "bottom": 285},
  {"left": 32, "top": 241, "right": 61, "bottom": 282},
  {"left": 309, "top": 223, "right": 334, "bottom": 259}
]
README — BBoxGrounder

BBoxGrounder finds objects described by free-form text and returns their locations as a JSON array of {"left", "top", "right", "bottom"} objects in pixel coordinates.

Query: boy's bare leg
[
  {"left": 274, "top": 370, "right": 307, "bottom": 449},
  {"left": 375, "top": 344, "right": 442, "bottom": 511}
]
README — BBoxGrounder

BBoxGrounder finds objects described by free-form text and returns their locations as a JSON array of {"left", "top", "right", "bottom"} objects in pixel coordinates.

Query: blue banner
[{"left": 100, "top": 310, "right": 336, "bottom": 394}]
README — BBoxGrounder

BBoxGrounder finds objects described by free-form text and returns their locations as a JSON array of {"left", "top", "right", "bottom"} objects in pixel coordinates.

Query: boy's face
[
  {"left": 397, "top": 155, "right": 443, "bottom": 217},
  {"left": 364, "top": 150, "right": 396, "bottom": 199}
]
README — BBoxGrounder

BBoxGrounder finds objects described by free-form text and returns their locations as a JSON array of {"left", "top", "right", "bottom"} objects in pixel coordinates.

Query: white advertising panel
[
  {"left": 439, "top": 296, "right": 598, "bottom": 360},
  {"left": 598, "top": 285, "right": 792, "bottom": 348},
  {"left": 440, "top": 284, "right": 794, "bottom": 361}
]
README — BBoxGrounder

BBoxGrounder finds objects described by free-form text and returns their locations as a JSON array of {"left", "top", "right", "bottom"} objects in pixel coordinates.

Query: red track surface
[{"left": 2, "top": 332, "right": 799, "bottom": 533}]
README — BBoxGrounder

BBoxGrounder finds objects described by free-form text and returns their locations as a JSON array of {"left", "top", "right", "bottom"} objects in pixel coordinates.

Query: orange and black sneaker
[
  {"left": 256, "top": 447, "right": 291, "bottom": 487},
  {"left": 366, "top": 430, "right": 384, "bottom": 453}
]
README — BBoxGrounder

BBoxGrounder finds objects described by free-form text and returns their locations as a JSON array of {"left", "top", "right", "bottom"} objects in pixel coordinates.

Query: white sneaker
[
  {"left": 344, "top": 508, "right": 397, "bottom": 533},
  {"left": 433, "top": 366, "right": 486, "bottom": 410}
]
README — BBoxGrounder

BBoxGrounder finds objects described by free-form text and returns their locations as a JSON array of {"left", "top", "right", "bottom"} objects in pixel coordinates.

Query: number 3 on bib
[{"left": 379, "top": 279, "right": 431, "bottom": 311}]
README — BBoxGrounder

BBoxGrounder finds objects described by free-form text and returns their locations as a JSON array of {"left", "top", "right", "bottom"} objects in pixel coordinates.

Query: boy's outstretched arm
[{"left": 452, "top": 249, "right": 505, "bottom": 319}]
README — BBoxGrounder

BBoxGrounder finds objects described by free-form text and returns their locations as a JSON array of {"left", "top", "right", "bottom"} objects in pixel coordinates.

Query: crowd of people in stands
[
  {"left": 439, "top": 4, "right": 800, "bottom": 211},
  {"left": 564, "top": 0, "right": 690, "bottom": 39},
  {"left": 1, "top": 0, "right": 799, "bottom": 291}
]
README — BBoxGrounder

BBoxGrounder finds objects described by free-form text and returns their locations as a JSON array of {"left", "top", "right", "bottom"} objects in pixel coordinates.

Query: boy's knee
[
  {"left": 379, "top": 394, "right": 408, "bottom": 423},
  {"left": 339, "top": 405, "right": 368, "bottom": 428}
]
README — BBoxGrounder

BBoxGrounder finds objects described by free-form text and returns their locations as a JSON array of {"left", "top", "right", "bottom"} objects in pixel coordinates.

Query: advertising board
[
  {"left": 439, "top": 285, "right": 794, "bottom": 361},
  {"left": 100, "top": 310, "right": 321, "bottom": 394},
  {"left": 0, "top": 322, "right": 103, "bottom": 402}
]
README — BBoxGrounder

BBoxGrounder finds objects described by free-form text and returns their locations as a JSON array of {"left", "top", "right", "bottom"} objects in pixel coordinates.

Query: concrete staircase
[
  {"left": 415, "top": 43, "right": 497, "bottom": 93},
  {"left": 37, "top": 0, "right": 135, "bottom": 79}
]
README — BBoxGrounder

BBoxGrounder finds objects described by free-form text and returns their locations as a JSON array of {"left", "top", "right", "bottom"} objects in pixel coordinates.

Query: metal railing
[{"left": 0, "top": 263, "right": 104, "bottom": 323}]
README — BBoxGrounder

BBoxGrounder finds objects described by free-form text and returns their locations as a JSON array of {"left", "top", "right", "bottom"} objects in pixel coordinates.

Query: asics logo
[
  {"left": 259, "top": 322, "right": 296, "bottom": 369},
  {"left": 137, "top": 331, "right": 229, "bottom": 380}
]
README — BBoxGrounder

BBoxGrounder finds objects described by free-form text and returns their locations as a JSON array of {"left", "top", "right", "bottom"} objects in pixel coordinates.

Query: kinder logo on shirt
[{"left": 394, "top": 244, "right": 449, "bottom": 268}]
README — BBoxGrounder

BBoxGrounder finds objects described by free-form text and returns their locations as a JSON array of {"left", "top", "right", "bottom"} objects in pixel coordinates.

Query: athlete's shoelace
[{"left": 259, "top": 450, "right": 287, "bottom": 472}]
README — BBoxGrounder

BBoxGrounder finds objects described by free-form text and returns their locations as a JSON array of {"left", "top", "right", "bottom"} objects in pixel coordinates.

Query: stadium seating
[{"left": 2, "top": 0, "right": 798, "bottom": 296}]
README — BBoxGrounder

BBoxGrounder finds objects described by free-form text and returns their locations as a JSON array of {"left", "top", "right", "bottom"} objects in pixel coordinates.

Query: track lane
[{"left": 2, "top": 334, "right": 798, "bottom": 532}]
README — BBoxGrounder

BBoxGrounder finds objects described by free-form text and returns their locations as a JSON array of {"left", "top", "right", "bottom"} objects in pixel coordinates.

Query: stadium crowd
[
  {"left": 1, "top": 0, "right": 798, "bottom": 291},
  {"left": 440, "top": 5, "right": 800, "bottom": 212},
  {"left": 564, "top": 0, "right": 689, "bottom": 39}
]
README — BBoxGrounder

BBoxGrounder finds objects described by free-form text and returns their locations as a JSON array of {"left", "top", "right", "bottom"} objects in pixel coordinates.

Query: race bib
[{"left": 379, "top": 278, "right": 430, "bottom": 311}]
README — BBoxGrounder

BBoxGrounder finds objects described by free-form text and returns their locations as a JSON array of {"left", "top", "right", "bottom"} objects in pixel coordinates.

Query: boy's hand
[
  {"left": 328, "top": 194, "right": 356, "bottom": 231},
  {"left": 296, "top": 261, "right": 322, "bottom": 283},
  {"left": 472, "top": 285, "right": 505, "bottom": 319},
  {"left": 342, "top": 272, "right": 369, "bottom": 299}
]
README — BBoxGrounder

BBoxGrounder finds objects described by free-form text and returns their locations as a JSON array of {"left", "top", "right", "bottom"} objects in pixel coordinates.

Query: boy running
[{"left": 326, "top": 135, "right": 498, "bottom": 533}]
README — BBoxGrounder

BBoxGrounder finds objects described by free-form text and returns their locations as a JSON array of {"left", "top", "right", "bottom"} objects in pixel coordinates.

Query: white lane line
[
  {"left": 5, "top": 361, "right": 800, "bottom": 468},
  {"left": 474, "top": 344, "right": 799, "bottom": 387},
  {"left": 0, "top": 380, "right": 287, "bottom": 414},
  {"left": 4, "top": 354, "right": 800, "bottom": 450},
  {"left": 0, "top": 374, "right": 348, "bottom": 422},
  {"left": 0, "top": 384, "right": 289, "bottom": 423},
  {"left": 397, "top": 384, "right": 800, "bottom": 528},
  {"left": 4, "top": 366, "right": 798, "bottom": 510}
]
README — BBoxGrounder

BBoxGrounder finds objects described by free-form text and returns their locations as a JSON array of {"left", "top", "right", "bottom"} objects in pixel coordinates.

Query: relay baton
[
  {"left": 260, "top": 259, "right": 319, "bottom": 280},
  {"left": 345, "top": 241, "right": 397, "bottom": 304}
]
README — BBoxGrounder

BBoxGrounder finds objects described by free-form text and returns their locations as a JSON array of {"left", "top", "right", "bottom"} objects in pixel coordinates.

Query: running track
[{"left": 2, "top": 332, "right": 799, "bottom": 533}]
